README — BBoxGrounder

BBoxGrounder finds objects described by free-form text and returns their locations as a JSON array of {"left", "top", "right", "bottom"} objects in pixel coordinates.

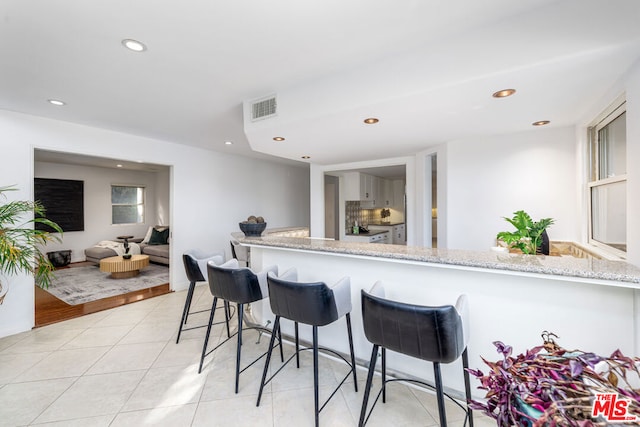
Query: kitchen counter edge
[{"left": 232, "top": 232, "right": 640, "bottom": 285}]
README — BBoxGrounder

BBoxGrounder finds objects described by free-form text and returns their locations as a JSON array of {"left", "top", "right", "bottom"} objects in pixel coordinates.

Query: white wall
[
  {"left": 574, "top": 60, "right": 640, "bottom": 266},
  {"left": 34, "top": 161, "right": 166, "bottom": 263},
  {"left": 309, "top": 117, "right": 637, "bottom": 265},
  {"left": 625, "top": 60, "right": 640, "bottom": 266},
  {"left": 0, "top": 138, "right": 36, "bottom": 336},
  {"left": 311, "top": 128, "right": 581, "bottom": 252},
  {"left": 155, "top": 168, "right": 171, "bottom": 225},
  {"left": 444, "top": 126, "right": 580, "bottom": 251},
  {"left": 0, "top": 110, "right": 309, "bottom": 337}
]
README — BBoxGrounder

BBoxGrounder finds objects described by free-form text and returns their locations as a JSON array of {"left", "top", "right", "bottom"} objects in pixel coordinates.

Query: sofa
[{"left": 84, "top": 226, "right": 170, "bottom": 265}]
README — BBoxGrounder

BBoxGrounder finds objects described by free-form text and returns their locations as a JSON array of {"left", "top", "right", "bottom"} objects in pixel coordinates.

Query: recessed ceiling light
[
  {"left": 363, "top": 118, "right": 379, "bottom": 124},
  {"left": 47, "top": 99, "right": 66, "bottom": 106},
  {"left": 532, "top": 120, "right": 550, "bottom": 126},
  {"left": 301, "top": 156, "right": 310, "bottom": 159},
  {"left": 492, "top": 89, "right": 516, "bottom": 98},
  {"left": 122, "top": 39, "right": 147, "bottom": 52},
  {"left": 224, "top": 141, "right": 233, "bottom": 145},
  {"left": 116, "top": 164, "right": 123, "bottom": 168},
  {"left": 273, "top": 137, "right": 285, "bottom": 141}
]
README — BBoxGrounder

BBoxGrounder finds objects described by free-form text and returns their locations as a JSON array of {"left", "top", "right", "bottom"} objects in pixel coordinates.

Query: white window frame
[
  {"left": 111, "top": 184, "right": 145, "bottom": 225},
  {"left": 587, "top": 98, "right": 626, "bottom": 259}
]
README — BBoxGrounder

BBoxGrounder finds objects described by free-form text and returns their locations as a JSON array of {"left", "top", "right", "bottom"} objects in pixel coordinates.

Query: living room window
[
  {"left": 588, "top": 99, "right": 626, "bottom": 257},
  {"left": 111, "top": 185, "right": 145, "bottom": 224}
]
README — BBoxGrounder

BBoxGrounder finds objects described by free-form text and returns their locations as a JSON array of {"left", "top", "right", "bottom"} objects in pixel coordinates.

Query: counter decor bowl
[{"left": 239, "top": 222, "right": 267, "bottom": 236}]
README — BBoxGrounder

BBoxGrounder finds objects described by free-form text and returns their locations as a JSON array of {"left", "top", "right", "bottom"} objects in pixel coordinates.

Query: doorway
[
  {"left": 324, "top": 175, "right": 339, "bottom": 239},
  {"left": 431, "top": 155, "right": 438, "bottom": 248},
  {"left": 33, "top": 149, "right": 172, "bottom": 326}
]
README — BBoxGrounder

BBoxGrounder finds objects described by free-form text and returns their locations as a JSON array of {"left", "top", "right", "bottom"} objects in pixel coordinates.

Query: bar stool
[
  {"left": 230, "top": 238, "right": 249, "bottom": 267},
  {"left": 257, "top": 274, "right": 358, "bottom": 427},
  {"left": 199, "top": 259, "right": 290, "bottom": 394},
  {"left": 359, "top": 282, "right": 473, "bottom": 427},
  {"left": 177, "top": 249, "right": 231, "bottom": 343}
]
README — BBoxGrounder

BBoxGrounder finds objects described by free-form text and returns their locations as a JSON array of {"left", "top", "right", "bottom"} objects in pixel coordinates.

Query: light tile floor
[{"left": 0, "top": 285, "right": 496, "bottom": 426}]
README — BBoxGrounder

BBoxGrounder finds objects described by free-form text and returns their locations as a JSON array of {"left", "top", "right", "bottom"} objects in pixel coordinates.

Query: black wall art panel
[{"left": 34, "top": 178, "right": 84, "bottom": 232}]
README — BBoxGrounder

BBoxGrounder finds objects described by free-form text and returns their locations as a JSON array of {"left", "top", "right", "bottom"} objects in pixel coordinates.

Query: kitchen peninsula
[{"left": 234, "top": 231, "right": 640, "bottom": 397}]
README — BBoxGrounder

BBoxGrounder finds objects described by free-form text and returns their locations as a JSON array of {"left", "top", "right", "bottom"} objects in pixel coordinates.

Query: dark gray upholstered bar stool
[
  {"left": 230, "top": 238, "right": 249, "bottom": 267},
  {"left": 257, "top": 273, "right": 358, "bottom": 427},
  {"left": 359, "top": 282, "right": 473, "bottom": 427},
  {"left": 177, "top": 250, "right": 230, "bottom": 343},
  {"left": 200, "top": 259, "right": 290, "bottom": 394}
]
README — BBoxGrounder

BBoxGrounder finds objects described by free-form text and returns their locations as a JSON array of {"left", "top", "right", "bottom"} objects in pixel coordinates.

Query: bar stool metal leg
[
  {"left": 198, "top": 296, "right": 219, "bottom": 373},
  {"left": 295, "top": 322, "right": 300, "bottom": 368},
  {"left": 382, "top": 347, "right": 387, "bottom": 403},
  {"left": 257, "top": 315, "right": 281, "bottom": 406},
  {"left": 178, "top": 284, "right": 231, "bottom": 344},
  {"left": 345, "top": 313, "right": 358, "bottom": 391},
  {"left": 235, "top": 303, "right": 244, "bottom": 394},
  {"left": 224, "top": 301, "right": 231, "bottom": 338},
  {"left": 176, "top": 281, "right": 196, "bottom": 343},
  {"left": 462, "top": 348, "right": 474, "bottom": 427},
  {"left": 433, "top": 362, "right": 447, "bottom": 427},
  {"left": 313, "top": 326, "right": 320, "bottom": 427},
  {"left": 359, "top": 344, "right": 380, "bottom": 427},
  {"left": 278, "top": 323, "right": 284, "bottom": 362}
]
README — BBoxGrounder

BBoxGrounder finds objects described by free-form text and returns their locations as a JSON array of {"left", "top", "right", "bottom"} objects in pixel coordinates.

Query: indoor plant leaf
[
  {"left": 0, "top": 185, "right": 63, "bottom": 291},
  {"left": 497, "top": 210, "right": 554, "bottom": 255}
]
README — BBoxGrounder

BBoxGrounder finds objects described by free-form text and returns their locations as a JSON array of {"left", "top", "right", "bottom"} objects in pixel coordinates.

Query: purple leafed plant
[{"left": 469, "top": 332, "right": 640, "bottom": 426}]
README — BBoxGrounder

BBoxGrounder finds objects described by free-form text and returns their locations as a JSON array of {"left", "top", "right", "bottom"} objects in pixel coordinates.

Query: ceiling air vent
[{"left": 251, "top": 95, "right": 277, "bottom": 122}]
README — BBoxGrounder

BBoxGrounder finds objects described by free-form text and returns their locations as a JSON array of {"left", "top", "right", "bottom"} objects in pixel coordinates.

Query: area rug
[{"left": 45, "top": 263, "right": 170, "bottom": 305}]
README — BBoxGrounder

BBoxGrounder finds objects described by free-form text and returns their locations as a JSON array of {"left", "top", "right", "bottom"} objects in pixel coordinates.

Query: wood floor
[{"left": 34, "top": 262, "right": 172, "bottom": 327}]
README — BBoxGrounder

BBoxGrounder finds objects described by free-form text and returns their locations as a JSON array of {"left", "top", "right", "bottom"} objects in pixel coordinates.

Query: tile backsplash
[
  {"left": 345, "top": 201, "right": 362, "bottom": 231},
  {"left": 346, "top": 202, "right": 396, "bottom": 231}
]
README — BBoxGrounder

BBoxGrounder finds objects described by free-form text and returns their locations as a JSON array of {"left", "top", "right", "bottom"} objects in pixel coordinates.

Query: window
[
  {"left": 111, "top": 185, "right": 145, "bottom": 224},
  {"left": 588, "top": 101, "right": 626, "bottom": 256}
]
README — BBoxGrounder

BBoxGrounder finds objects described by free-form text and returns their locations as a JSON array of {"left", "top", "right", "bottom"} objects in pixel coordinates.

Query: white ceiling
[
  {"left": 33, "top": 150, "right": 169, "bottom": 173},
  {"left": 3, "top": 0, "right": 640, "bottom": 166}
]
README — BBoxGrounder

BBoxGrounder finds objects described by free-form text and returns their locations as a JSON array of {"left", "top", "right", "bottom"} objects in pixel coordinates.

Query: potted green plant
[
  {"left": 0, "top": 185, "right": 62, "bottom": 304},
  {"left": 497, "top": 210, "right": 554, "bottom": 255}
]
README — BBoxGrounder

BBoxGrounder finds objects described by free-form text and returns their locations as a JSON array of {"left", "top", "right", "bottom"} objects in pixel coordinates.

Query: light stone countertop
[{"left": 233, "top": 232, "right": 640, "bottom": 285}]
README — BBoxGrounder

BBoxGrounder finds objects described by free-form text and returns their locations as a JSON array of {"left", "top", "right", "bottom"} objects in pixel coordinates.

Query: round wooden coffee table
[{"left": 99, "top": 254, "right": 150, "bottom": 279}]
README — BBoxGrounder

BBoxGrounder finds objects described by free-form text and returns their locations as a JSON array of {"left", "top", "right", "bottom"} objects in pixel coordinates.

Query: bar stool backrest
[
  {"left": 208, "top": 261, "right": 263, "bottom": 304},
  {"left": 361, "top": 289, "right": 466, "bottom": 364},
  {"left": 267, "top": 276, "right": 339, "bottom": 326},
  {"left": 183, "top": 249, "right": 224, "bottom": 283},
  {"left": 230, "top": 239, "right": 249, "bottom": 267},
  {"left": 183, "top": 253, "right": 205, "bottom": 282}
]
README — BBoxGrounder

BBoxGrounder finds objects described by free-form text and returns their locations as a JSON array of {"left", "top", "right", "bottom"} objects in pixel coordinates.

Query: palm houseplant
[
  {"left": 497, "top": 210, "right": 554, "bottom": 255},
  {"left": 469, "top": 332, "right": 640, "bottom": 426},
  {"left": 0, "top": 185, "right": 62, "bottom": 304}
]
